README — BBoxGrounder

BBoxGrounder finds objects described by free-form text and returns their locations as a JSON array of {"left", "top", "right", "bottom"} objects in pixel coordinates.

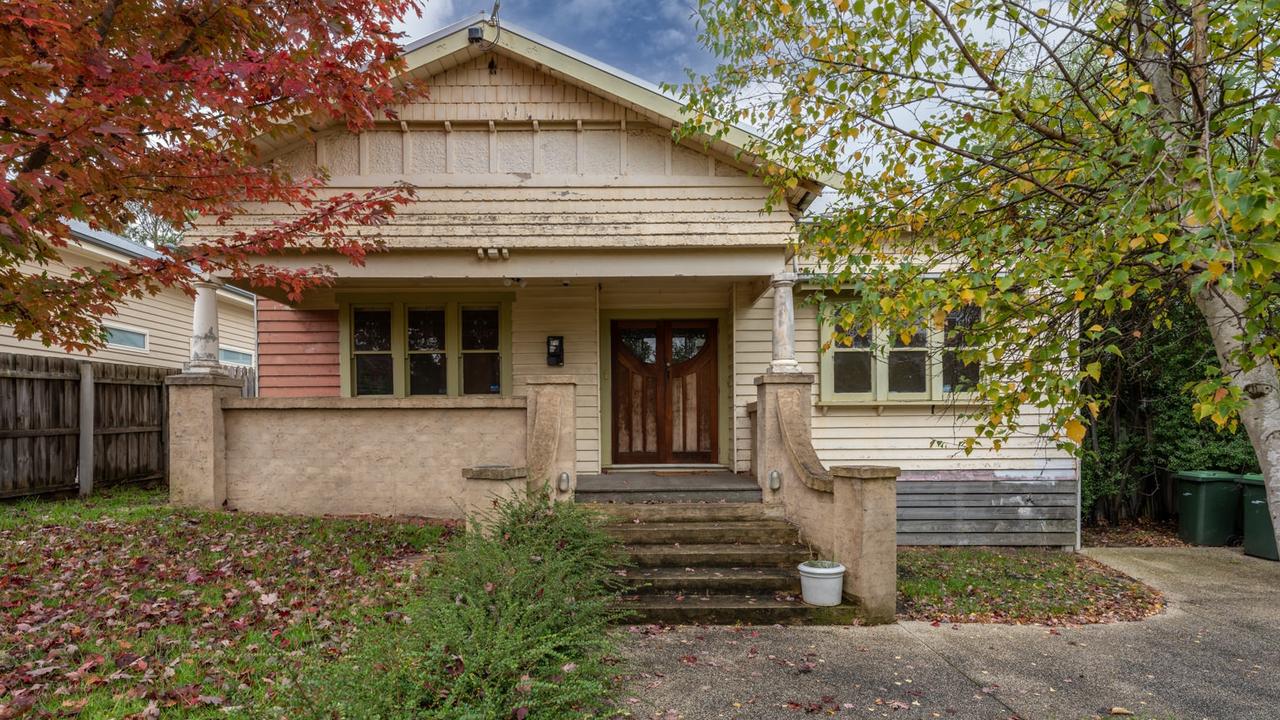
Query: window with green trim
[
  {"left": 343, "top": 298, "right": 511, "bottom": 398},
  {"left": 820, "top": 307, "right": 982, "bottom": 404}
]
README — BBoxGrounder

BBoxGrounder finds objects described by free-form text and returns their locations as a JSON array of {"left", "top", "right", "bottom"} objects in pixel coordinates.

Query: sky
[{"left": 393, "top": 0, "right": 719, "bottom": 87}]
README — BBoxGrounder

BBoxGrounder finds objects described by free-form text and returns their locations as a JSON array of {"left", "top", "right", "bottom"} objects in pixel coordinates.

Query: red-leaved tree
[{"left": 1, "top": 0, "right": 425, "bottom": 350}]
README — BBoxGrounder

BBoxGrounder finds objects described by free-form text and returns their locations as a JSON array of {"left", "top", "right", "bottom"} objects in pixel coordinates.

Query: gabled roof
[
  {"left": 67, "top": 219, "right": 162, "bottom": 261},
  {"left": 396, "top": 14, "right": 832, "bottom": 208},
  {"left": 65, "top": 220, "right": 255, "bottom": 301}
]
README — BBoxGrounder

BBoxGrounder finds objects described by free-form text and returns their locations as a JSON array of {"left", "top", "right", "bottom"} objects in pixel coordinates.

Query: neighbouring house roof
[
  {"left": 64, "top": 220, "right": 255, "bottom": 301},
  {"left": 396, "top": 14, "right": 834, "bottom": 205}
]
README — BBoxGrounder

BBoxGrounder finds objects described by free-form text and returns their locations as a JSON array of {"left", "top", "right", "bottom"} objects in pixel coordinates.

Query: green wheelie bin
[
  {"left": 1175, "top": 471, "right": 1241, "bottom": 546},
  {"left": 1237, "top": 474, "right": 1278, "bottom": 561}
]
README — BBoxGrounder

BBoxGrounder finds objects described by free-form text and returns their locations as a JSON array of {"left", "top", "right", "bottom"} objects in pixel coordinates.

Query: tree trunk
[{"left": 1192, "top": 285, "right": 1280, "bottom": 552}]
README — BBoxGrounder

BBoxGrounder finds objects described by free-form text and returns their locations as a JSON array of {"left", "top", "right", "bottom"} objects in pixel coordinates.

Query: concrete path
[{"left": 616, "top": 547, "right": 1280, "bottom": 720}]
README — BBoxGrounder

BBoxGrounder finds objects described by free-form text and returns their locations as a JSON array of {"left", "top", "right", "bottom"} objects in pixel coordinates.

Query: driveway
[{"left": 616, "top": 547, "right": 1280, "bottom": 720}]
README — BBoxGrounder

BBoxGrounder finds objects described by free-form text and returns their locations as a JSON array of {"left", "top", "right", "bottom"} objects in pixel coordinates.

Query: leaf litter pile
[
  {"left": 897, "top": 547, "right": 1164, "bottom": 624},
  {"left": 0, "top": 489, "right": 445, "bottom": 718}
]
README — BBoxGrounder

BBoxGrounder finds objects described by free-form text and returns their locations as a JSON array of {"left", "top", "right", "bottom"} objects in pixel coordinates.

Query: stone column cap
[
  {"left": 463, "top": 465, "right": 529, "bottom": 481},
  {"left": 166, "top": 373, "right": 245, "bottom": 388},
  {"left": 771, "top": 271, "right": 799, "bottom": 286},
  {"left": 754, "top": 372, "right": 815, "bottom": 386},
  {"left": 831, "top": 465, "right": 901, "bottom": 480}
]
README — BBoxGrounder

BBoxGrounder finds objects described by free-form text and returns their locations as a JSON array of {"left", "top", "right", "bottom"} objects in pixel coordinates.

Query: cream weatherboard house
[
  {"left": 166, "top": 16, "right": 1079, "bottom": 622},
  {"left": 1, "top": 221, "right": 256, "bottom": 371}
]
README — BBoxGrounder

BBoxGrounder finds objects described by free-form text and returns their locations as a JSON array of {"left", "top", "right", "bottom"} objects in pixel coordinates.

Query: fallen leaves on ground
[
  {"left": 0, "top": 489, "right": 446, "bottom": 718},
  {"left": 897, "top": 547, "right": 1164, "bottom": 625},
  {"left": 1082, "top": 520, "right": 1187, "bottom": 548}
]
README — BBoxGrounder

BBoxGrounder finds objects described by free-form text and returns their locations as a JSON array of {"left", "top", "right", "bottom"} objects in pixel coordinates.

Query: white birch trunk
[{"left": 1193, "top": 285, "right": 1280, "bottom": 552}]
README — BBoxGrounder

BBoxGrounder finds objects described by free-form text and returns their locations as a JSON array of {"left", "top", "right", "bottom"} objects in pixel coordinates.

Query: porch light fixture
[
  {"left": 557, "top": 472, "right": 571, "bottom": 492},
  {"left": 768, "top": 470, "right": 782, "bottom": 491}
]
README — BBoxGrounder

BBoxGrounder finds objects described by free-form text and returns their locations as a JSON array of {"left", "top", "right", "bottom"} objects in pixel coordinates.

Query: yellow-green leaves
[{"left": 681, "top": 0, "right": 1279, "bottom": 459}]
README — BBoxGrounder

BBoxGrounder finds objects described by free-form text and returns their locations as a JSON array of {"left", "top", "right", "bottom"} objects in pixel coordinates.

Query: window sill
[
  {"left": 816, "top": 397, "right": 987, "bottom": 412},
  {"left": 223, "top": 396, "right": 527, "bottom": 411}
]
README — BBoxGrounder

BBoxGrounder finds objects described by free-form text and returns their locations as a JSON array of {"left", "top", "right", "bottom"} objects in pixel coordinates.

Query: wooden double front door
[{"left": 611, "top": 319, "right": 718, "bottom": 464}]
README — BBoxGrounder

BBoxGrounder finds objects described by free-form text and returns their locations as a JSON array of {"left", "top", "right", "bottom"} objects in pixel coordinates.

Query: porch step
[
  {"left": 577, "top": 489, "right": 763, "bottom": 504},
  {"left": 585, "top": 502, "right": 780, "bottom": 523},
  {"left": 575, "top": 470, "right": 762, "bottom": 504},
  {"left": 607, "top": 520, "right": 798, "bottom": 545},
  {"left": 626, "top": 543, "right": 812, "bottom": 568},
  {"left": 591, "top": 490, "right": 859, "bottom": 625},
  {"left": 618, "top": 566, "right": 798, "bottom": 593},
  {"left": 618, "top": 593, "right": 861, "bottom": 626}
]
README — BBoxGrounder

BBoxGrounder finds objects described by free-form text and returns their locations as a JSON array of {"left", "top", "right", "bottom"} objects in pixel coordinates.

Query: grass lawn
[
  {"left": 897, "top": 547, "right": 1165, "bottom": 624},
  {"left": 0, "top": 487, "right": 446, "bottom": 718}
]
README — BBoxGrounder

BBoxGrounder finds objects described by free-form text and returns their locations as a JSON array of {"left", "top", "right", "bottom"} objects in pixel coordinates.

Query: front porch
[{"left": 168, "top": 265, "right": 902, "bottom": 622}]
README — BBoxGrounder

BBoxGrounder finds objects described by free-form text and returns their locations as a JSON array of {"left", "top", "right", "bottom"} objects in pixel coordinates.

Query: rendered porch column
[
  {"left": 770, "top": 271, "right": 802, "bottom": 373},
  {"left": 167, "top": 276, "right": 240, "bottom": 509},
  {"left": 186, "top": 278, "right": 223, "bottom": 373}
]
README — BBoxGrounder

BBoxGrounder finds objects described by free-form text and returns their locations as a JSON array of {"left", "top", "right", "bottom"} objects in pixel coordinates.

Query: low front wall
[{"left": 220, "top": 397, "right": 527, "bottom": 518}]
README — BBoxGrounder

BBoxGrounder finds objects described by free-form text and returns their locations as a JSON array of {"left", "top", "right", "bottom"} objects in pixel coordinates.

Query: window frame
[
  {"left": 103, "top": 323, "right": 150, "bottom": 353},
  {"left": 338, "top": 293, "right": 512, "bottom": 398},
  {"left": 819, "top": 306, "right": 983, "bottom": 406},
  {"left": 405, "top": 305, "right": 453, "bottom": 396},
  {"left": 218, "top": 346, "right": 255, "bottom": 367}
]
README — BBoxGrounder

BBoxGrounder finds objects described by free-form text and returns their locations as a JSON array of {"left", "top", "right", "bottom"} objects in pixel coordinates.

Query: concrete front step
[
  {"left": 575, "top": 489, "right": 764, "bottom": 504},
  {"left": 618, "top": 593, "right": 862, "bottom": 625},
  {"left": 626, "top": 542, "right": 812, "bottom": 568},
  {"left": 607, "top": 520, "right": 799, "bottom": 545},
  {"left": 585, "top": 502, "right": 780, "bottom": 523},
  {"left": 619, "top": 566, "right": 799, "bottom": 593}
]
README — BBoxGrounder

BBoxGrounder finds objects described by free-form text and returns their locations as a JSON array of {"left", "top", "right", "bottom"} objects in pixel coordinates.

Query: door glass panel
[
  {"left": 670, "top": 328, "right": 708, "bottom": 363},
  {"left": 461, "top": 307, "right": 499, "bottom": 350},
  {"left": 407, "top": 308, "right": 445, "bottom": 351},
  {"left": 409, "top": 354, "right": 447, "bottom": 395},
  {"left": 619, "top": 328, "right": 658, "bottom": 364}
]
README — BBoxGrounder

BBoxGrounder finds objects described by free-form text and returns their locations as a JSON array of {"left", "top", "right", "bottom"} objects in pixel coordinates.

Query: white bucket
[{"left": 798, "top": 560, "right": 846, "bottom": 606}]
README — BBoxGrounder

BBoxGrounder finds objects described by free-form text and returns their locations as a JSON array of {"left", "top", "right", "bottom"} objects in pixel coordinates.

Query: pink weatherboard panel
[{"left": 256, "top": 299, "right": 340, "bottom": 397}]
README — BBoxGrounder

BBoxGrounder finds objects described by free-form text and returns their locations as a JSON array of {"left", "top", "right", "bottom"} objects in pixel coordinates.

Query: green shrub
[
  {"left": 1081, "top": 295, "right": 1259, "bottom": 522},
  {"left": 279, "top": 492, "right": 624, "bottom": 719}
]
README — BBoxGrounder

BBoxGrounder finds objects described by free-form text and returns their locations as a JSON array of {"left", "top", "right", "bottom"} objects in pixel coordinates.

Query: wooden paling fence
[{"left": 0, "top": 352, "right": 254, "bottom": 499}]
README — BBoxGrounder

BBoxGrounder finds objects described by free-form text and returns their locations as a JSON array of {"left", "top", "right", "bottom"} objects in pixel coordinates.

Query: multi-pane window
[
  {"left": 346, "top": 300, "right": 509, "bottom": 398},
  {"left": 407, "top": 308, "right": 447, "bottom": 395},
  {"left": 352, "top": 307, "right": 394, "bottom": 396},
  {"left": 942, "top": 306, "right": 981, "bottom": 393},
  {"left": 460, "top": 307, "right": 501, "bottom": 395},
  {"left": 829, "top": 321, "right": 873, "bottom": 397},
  {"left": 887, "top": 328, "right": 929, "bottom": 396},
  {"left": 821, "top": 307, "right": 983, "bottom": 403}
]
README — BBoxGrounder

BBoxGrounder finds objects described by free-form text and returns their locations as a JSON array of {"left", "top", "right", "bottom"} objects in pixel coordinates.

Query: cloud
[
  {"left": 555, "top": 0, "right": 624, "bottom": 30},
  {"left": 394, "top": 0, "right": 461, "bottom": 43},
  {"left": 651, "top": 27, "right": 688, "bottom": 51}
]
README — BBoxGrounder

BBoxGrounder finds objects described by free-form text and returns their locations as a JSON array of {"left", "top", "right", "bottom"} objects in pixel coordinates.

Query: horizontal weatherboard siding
[
  {"left": 256, "top": 300, "right": 340, "bottom": 398},
  {"left": 896, "top": 478, "right": 1078, "bottom": 547}
]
